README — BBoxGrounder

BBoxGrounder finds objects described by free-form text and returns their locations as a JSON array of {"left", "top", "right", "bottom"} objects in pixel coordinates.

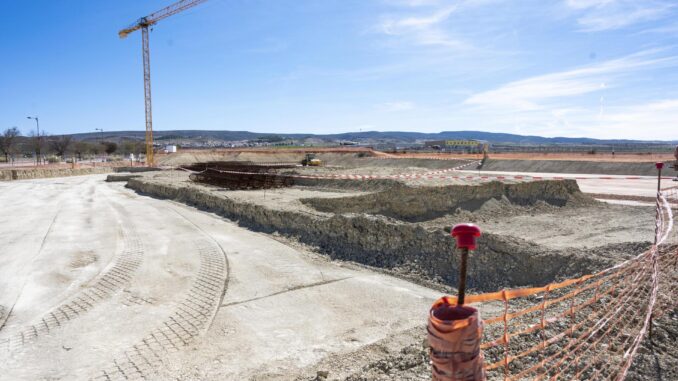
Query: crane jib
[{"left": 118, "top": 0, "right": 207, "bottom": 37}]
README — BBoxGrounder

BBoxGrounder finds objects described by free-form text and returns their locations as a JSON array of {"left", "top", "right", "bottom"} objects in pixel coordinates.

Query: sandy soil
[
  {"left": 0, "top": 165, "right": 156, "bottom": 182},
  {"left": 0, "top": 175, "right": 442, "bottom": 380},
  {"left": 155, "top": 148, "right": 376, "bottom": 167},
  {"left": 160, "top": 148, "right": 674, "bottom": 163},
  {"left": 129, "top": 171, "right": 656, "bottom": 289},
  {"left": 478, "top": 159, "right": 675, "bottom": 176},
  {"left": 123, "top": 164, "right": 676, "bottom": 380},
  {"left": 1, "top": 148, "right": 674, "bottom": 380},
  {"left": 390, "top": 152, "right": 675, "bottom": 162},
  {"left": 426, "top": 199, "right": 656, "bottom": 250}
]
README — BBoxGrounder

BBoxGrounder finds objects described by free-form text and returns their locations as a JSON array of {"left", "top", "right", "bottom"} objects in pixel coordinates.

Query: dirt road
[{"left": 0, "top": 175, "right": 440, "bottom": 380}]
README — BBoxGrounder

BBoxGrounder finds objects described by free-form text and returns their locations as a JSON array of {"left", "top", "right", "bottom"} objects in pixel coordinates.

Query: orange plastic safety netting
[{"left": 441, "top": 185, "right": 678, "bottom": 381}]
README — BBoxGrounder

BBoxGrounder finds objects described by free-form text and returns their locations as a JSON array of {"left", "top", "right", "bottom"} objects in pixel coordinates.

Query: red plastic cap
[
  {"left": 451, "top": 223, "right": 482, "bottom": 250},
  {"left": 656, "top": 162, "right": 664, "bottom": 170}
]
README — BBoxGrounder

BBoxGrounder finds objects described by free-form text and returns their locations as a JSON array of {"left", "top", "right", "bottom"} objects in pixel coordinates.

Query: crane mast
[
  {"left": 119, "top": 0, "right": 207, "bottom": 166},
  {"left": 140, "top": 23, "right": 154, "bottom": 166}
]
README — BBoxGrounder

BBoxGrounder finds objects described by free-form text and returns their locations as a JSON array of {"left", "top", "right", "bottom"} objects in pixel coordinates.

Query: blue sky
[{"left": 1, "top": 0, "right": 677, "bottom": 140}]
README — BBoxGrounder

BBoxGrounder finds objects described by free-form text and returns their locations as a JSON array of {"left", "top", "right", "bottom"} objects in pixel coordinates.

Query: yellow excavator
[{"left": 301, "top": 153, "right": 322, "bottom": 166}]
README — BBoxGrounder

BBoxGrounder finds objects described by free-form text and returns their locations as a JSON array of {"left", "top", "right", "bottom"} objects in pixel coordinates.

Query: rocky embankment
[
  {"left": 0, "top": 166, "right": 158, "bottom": 181},
  {"left": 125, "top": 175, "right": 638, "bottom": 291}
]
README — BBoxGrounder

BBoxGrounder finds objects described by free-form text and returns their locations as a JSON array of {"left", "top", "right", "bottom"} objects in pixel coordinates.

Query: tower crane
[{"left": 119, "top": 0, "right": 208, "bottom": 166}]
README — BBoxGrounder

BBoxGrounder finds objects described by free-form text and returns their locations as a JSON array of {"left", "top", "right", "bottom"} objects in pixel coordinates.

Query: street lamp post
[
  {"left": 27, "top": 116, "right": 41, "bottom": 165},
  {"left": 95, "top": 128, "right": 104, "bottom": 142},
  {"left": 95, "top": 128, "right": 104, "bottom": 162}
]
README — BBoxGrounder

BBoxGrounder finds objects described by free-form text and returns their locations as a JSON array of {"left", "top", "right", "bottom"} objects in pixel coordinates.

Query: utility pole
[
  {"left": 27, "top": 116, "right": 41, "bottom": 165},
  {"left": 95, "top": 128, "right": 104, "bottom": 161}
]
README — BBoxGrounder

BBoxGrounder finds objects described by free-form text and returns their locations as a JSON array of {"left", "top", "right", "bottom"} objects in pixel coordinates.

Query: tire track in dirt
[
  {"left": 0, "top": 208, "right": 144, "bottom": 353},
  {"left": 92, "top": 236, "right": 227, "bottom": 380},
  {"left": 0, "top": 179, "right": 76, "bottom": 334},
  {"left": 2, "top": 182, "right": 227, "bottom": 379},
  {"left": 85, "top": 187, "right": 228, "bottom": 380},
  {"left": 0, "top": 208, "right": 60, "bottom": 334}
]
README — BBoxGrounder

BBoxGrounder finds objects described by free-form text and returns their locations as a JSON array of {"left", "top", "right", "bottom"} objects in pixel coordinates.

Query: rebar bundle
[{"left": 184, "top": 161, "right": 297, "bottom": 190}]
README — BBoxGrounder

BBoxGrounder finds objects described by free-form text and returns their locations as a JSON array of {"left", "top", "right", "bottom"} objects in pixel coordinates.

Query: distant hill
[{"left": 69, "top": 130, "right": 677, "bottom": 145}]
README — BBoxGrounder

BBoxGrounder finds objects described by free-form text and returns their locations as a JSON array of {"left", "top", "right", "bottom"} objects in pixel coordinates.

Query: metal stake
[{"left": 458, "top": 247, "right": 469, "bottom": 305}]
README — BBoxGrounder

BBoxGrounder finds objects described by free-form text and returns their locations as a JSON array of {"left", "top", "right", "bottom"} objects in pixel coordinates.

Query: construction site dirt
[{"left": 0, "top": 152, "right": 675, "bottom": 380}]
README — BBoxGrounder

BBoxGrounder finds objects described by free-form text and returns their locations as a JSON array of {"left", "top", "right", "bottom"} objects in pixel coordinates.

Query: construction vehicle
[{"left": 301, "top": 153, "right": 322, "bottom": 166}]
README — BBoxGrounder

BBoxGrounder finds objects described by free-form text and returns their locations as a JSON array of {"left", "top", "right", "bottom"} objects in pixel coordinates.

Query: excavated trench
[{"left": 126, "top": 175, "right": 646, "bottom": 292}]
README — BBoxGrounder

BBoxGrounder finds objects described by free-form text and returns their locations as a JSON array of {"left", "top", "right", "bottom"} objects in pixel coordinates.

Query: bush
[{"left": 101, "top": 141, "right": 118, "bottom": 155}]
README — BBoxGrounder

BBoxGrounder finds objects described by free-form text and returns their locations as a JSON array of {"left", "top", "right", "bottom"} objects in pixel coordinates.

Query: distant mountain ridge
[{"left": 69, "top": 130, "right": 677, "bottom": 145}]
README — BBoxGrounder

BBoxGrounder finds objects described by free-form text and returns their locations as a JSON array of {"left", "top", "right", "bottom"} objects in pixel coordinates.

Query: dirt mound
[
  {"left": 106, "top": 174, "right": 142, "bottom": 182},
  {"left": 156, "top": 151, "right": 306, "bottom": 166},
  {"left": 301, "top": 180, "right": 585, "bottom": 222},
  {"left": 0, "top": 166, "right": 158, "bottom": 182},
  {"left": 126, "top": 175, "right": 636, "bottom": 291},
  {"left": 156, "top": 150, "right": 473, "bottom": 171},
  {"left": 292, "top": 176, "right": 403, "bottom": 192},
  {"left": 313, "top": 153, "right": 471, "bottom": 170},
  {"left": 0, "top": 166, "right": 115, "bottom": 181}
]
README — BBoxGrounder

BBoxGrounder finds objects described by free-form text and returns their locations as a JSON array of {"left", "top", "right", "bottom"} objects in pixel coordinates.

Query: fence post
[
  {"left": 650, "top": 162, "right": 665, "bottom": 339},
  {"left": 428, "top": 223, "right": 485, "bottom": 381},
  {"left": 654, "top": 162, "right": 664, "bottom": 246}
]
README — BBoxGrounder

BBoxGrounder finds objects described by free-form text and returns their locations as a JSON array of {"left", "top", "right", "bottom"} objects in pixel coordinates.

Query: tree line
[{"left": 0, "top": 127, "right": 145, "bottom": 163}]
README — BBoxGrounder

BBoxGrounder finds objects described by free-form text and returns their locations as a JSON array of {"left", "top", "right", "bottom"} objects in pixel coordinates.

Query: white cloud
[
  {"left": 596, "top": 99, "right": 678, "bottom": 139},
  {"left": 382, "top": 0, "right": 443, "bottom": 7},
  {"left": 376, "top": 1, "right": 502, "bottom": 49},
  {"left": 464, "top": 50, "right": 678, "bottom": 110},
  {"left": 378, "top": 5, "right": 465, "bottom": 48},
  {"left": 446, "top": 97, "right": 678, "bottom": 140},
  {"left": 565, "top": 0, "right": 675, "bottom": 32},
  {"left": 455, "top": 50, "right": 678, "bottom": 140},
  {"left": 377, "top": 101, "right": 416, "bottom": 111},
  {"left": 383, "top": 6, "right": 457, "bottom": 29},
  {"left": 533, "top": 98, "right": 678, "bottom": 140},
  {"left": 565, "top": 0, "right": 614, "bottom": 10},
  {"left": 638, "top": 22, "right": 678, "bottom": 35}
]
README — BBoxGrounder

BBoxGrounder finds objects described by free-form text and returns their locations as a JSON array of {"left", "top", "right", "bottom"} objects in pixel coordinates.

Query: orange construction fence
[{"left": 429, "top": 183, "right": 677, "bottom": 381}]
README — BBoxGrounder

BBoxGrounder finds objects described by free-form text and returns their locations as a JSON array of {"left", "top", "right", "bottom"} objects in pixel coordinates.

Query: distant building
[
  {"left": 165, "top": 145, "right": 177, "bottom": 153},
  {"left": 424, "top": 140, "right": 487, "bottom": 149}
]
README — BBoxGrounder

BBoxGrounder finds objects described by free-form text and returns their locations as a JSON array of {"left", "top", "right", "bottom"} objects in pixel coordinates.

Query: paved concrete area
[{"left": 0, "top": 175, "right": 439, "bottom": 380}]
